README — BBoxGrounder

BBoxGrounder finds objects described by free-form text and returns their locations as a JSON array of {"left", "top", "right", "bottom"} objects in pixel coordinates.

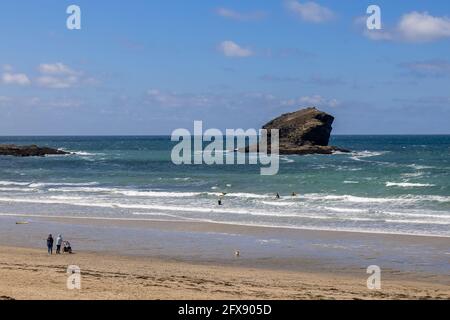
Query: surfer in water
[
  {"left": 218, "top": 198, "right": 223, "bottom": 206},
  {"left": 276, "top": 193, "right": 280, "bottom": 199}
]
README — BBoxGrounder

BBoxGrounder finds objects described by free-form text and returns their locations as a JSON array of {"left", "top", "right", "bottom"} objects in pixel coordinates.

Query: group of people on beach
[{"left": 46, "top": 234, "right": 72, "bottom": 255}]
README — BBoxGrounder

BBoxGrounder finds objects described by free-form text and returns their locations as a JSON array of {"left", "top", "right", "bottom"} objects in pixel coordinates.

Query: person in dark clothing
[
  {"left": 46, "top": 234, "right": 54, "bottom": 255},
  {"left": 276, "top": 193, "right": 280, "bottom": 199}
]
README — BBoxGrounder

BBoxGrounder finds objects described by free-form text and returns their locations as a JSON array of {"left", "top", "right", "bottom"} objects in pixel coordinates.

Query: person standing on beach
[
  {"left": 56, "top": 234, "right": 63, "bottom": 254},
  {"left": 46, "top": 234, "right": 54, "bottom": 255}
]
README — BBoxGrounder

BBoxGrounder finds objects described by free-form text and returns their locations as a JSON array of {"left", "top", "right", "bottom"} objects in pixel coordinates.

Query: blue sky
[{"left": 1, "top": 0, "right": 450, "bottom": 135}]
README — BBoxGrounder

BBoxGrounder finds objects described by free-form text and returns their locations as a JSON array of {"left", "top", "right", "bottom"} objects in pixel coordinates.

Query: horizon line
[{"left": 1, "top": 134, "right": 450, "bottom": 138}]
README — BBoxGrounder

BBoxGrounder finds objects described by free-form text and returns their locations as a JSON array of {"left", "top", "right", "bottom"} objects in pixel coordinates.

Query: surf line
[{"left": 171, "top": 121, "right": 280, "bottom": 175}]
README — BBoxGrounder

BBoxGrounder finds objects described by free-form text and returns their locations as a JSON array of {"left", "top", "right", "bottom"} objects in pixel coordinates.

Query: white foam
[
  {"left": 0, "top": 196, "right": 116, "bottom": 208},
  {"left": 382, "top": 211, "right": 450, "bottom": 220},
  {"left": 414, "top": 195, "right": 450, "bottom": 203},
  {"left": 401, "top": 172, "right": 424, "bottom": 178},
  {"left": 48, "top": 186, "right": 269, "bottom": 199},
  {"left": 303, "top": 193, "right": 450, "bottom": 203},
  {"left": 0, "top": 196, "right": 325, "bottom": 219},
  {"left": 0, "top": 187, "right": 36, "bottom": 192},
  {"left": 47, "top": 187, "right": 203, "bottom": 198},
  {"left": 305, "top": 194, "right": 394, "bottom": 203},
  {"left": 48, "top": 187, "right": 112, "bottom": 193},
  {"left": 332, "top": 151, "right": 349, "bottom": 155},
  {"left": 386, "top": 182, "right": 435, "bottom": 188},
  {"left": 407, "top": 164, "right": 436, "bottom": 170},
  {"left": 323, "top": 207, "right": 367, "bottom": 213},
  {"left": 61, "top": 149, "right": 102, "bottom": 156},
  {"left": 19, "top": 183, "right": 450, "bottom": 206},
  {"left": 280, "top": 157, "right": 295, "bottom": 163},
  {"left": 116, "top": 190, "right": 201, "bottom": 197},
  {"left": 261, "top": 201, "right": 297, "bottom": 207},
  {"left": 10, "top": 195, "right": 447, "bottom": 226},
  {"left": 30, "top": 182, "right": 99, "bottom": 188},
  {"left": 350, "top": 151, "right": 387, "bottom": 161},
  {"left": 225, "top": 192, "right": 271, "bottom": 199},
  {"left": 0, "top": 181, "right": 30, "bottom": 186}
]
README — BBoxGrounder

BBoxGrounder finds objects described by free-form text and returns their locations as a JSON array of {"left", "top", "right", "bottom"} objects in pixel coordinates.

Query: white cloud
[
  {"left": 36, "top": 75, "right": 79, "bottom": 89},
  {"left": 282, "top": 95, "right": 340, "bottom": 108},
  {"left": 361, "top": 11, "right": 450, "bottom": 43},
  {"left": 285, "top": 1, "right": 335, "bottom": 23},
  {"left": 218, "top": 41, "right": 253, "bottom": 58},
  {"left": 0, "top": 95, "right": 82, "bottom": 108},
  {"left": 146, "top": 89, "right": 213, "bottom": 108},
  {"left": 2, "top": 72, "right": 31, "bottom": 86},
  {"left": 0, "top": 63, "right": 95, "bottom": 89},
  {"left": 399, "top": 60, "right": 450, "bottom": 77},
  {"left": 260, "top": 74, "right": 345, "bottom": 86},
  {"left": 145, "top": 89, "right": 339, "bottom": 111},
  {"left": 36, "top": 63, "right": 93, "bottom": 89},
  {"left": 216, "top": 7, "right": 266, "bottom": 21},
  {"left": 397, "top": 12, "right": 450, "bottom": 42},
  {"left": 38, "top": 62, "right": 79, "bottom": 75}
]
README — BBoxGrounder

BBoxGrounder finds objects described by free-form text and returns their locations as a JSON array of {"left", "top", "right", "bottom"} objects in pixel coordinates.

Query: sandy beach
[
  {"left": 0, "top": 215, "right": 449, "bottom": 300},
  {"left": 0, "top": 245, "right": 448, "bottom": 300}
]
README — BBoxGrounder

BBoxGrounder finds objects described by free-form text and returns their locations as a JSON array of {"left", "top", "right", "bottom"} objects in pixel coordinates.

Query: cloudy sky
[{"left": 1, "top": 0, "right": 450, "bottom": 135}]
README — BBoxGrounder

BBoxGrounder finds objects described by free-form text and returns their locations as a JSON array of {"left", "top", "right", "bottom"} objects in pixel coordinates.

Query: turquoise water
[{"left": 0, "top": 135, "right": 449, "bottom": 237}]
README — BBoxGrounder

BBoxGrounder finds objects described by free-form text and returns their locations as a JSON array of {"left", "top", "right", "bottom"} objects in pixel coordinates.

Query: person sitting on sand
[
  {"left": 46, "top": 234, "right": 54, "bottom": 255},
  {"left": 56, "top": 234, "right": 63, "bottom": 254},
  {"left": 63, "top": 241, "right": 72, "bottom": 254}
]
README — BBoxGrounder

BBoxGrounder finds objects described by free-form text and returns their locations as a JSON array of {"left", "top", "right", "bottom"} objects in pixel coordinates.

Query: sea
[{"left": 0, "top": 135, "right": 449, "bottom": 237}]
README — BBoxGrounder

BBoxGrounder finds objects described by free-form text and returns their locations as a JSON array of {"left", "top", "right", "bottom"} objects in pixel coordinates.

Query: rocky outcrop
[
  {"left": 0, "top": 144, "right": 70, "bottom": 157},
  {"left": 243, "top": 107, "right": 350, "bottom": 155}
]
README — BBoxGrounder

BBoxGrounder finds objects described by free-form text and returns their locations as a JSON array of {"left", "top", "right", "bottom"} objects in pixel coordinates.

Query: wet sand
[
  {"left": 0, "top": 245, "right": 449, "bottom": 300},
  {"left": 0, "top": 215, "right": 449, "bottom": 300}
]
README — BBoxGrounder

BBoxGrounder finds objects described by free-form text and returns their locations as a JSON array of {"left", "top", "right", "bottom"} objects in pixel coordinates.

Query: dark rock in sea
[
  {"left": 243, "top": 107, "right": 350, "bottom": 155},
  {"left": 0, "top": 144, "right": 70, "bottom": 157}
]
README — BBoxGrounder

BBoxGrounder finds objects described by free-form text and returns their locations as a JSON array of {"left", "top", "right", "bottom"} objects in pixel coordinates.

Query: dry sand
[{"left": 0, "top": 245, "right": 448, "bottom": 300}]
